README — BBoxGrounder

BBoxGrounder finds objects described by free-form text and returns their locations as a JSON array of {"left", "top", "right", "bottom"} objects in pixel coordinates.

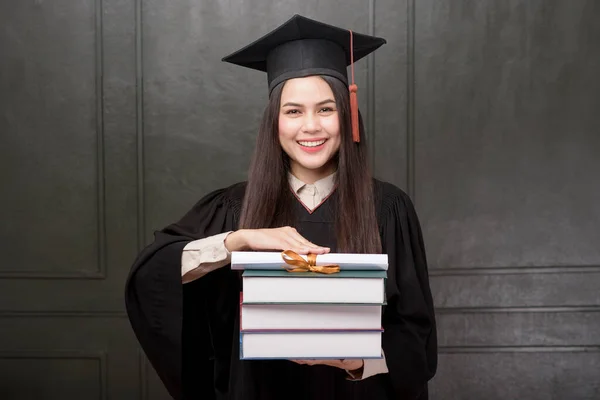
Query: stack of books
[{"left": 231, "top": 251, "right": 388, "bottom": 360}]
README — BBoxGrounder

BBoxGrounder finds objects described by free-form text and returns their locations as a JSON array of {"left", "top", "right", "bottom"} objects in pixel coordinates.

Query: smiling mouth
[{"left": 297, "top": 139, "right": 327, "bottom": 148}]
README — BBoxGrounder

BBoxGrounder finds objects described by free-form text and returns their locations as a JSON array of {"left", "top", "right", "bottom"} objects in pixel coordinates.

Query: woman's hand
[
  {"left": 291, "top": 359, "right": 364, "bottom": 374},
  {"left": 224, "top": 227, "right": 330, "bottom": 255}
]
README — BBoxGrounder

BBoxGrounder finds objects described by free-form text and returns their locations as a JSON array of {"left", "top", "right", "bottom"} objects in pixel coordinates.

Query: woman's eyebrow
[{"left": 281, "top": 99, "right": 336, "bottom": 107}]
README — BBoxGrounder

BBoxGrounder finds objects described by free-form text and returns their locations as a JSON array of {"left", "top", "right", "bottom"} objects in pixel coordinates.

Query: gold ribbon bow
[{"left": 281, "top": 250, "right": 340, "bottom": 274}]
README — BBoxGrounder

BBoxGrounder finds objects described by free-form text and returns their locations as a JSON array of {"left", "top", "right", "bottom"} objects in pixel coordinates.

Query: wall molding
[
  {"left": 406, "top": 0, "right": 416, "bottom": 200},
  {"left": 0, "top": 311, "right": 127, "bottom": 318},
  {"left": 139, "top": 349, "right": 149, "bottom": 400},
  {"left": 429, "top": 264, "right": 600, "bottom": 276},
  {"left": 95, "top": 0, "right": 107, "bottom": 280},
  {"left": 0, "top": 350, "right": 108, "bottom": 400},
  {"left": 439, "top": 345, "right": 600, "bottom": 353},
  {"left": 367, "top": 0, "right": 376, "bottom": 171},
  {"left": 0, "top": 270, "right": 106, "bottom": 279},
  {"left": 0, "top": 0, "right": 107, "bottom": 280},
  {"left": 135, "top": 0, "right": 146, "bottom": 252},
  {"left": 435, "top": 305, "right": 600, "bottom": 314}
]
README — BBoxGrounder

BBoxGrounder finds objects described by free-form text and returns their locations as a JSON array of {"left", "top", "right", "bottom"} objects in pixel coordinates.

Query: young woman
[{"left": 125, "top": 14, "right": 437, "bottom": 400}]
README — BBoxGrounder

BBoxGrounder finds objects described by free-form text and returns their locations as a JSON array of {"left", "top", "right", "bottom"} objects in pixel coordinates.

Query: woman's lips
[{"left": 297, "top": 139, "right": 327, "bottom": 153}]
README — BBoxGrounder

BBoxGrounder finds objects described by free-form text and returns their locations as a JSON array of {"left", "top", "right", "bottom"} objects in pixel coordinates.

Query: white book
[
  {"left": 241, "top": 303, "right": 382, "bottom": 330},
  {"left": 242, "top": 270, "right": 386, "bottom": 304},
  {"left": 231, "top": 251, "right": 388, "bottom": 271},
  {"left": 240, "top": 331, "right": 383, "bottom": 359}
]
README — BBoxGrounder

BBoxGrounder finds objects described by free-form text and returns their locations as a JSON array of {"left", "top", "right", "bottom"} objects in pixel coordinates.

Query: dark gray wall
[
  {"left": 417, "top": 1, "right": 600, "bottom": 398},
  {"left": 1, "top": 0, "right": 598, "bottom": 399}
]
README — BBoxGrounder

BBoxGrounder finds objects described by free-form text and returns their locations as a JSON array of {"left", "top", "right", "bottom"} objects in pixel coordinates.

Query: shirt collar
[{"left": 288, "top": 170, "right": 337, "bottom": 196}]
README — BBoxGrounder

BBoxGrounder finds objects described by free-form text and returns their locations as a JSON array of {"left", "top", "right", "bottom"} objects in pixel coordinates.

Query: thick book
[
  {"left": 231, "top": 251, "right": 388, "bottom": 271},
  {"left": 241, "top": 303, "right": 382, "bottom": 330},
  {"left": 242, "top": 270, "right": 386, "bottom": 304},
  {"left": 240, "top": 330, "right": 383, "bottom": 359}
]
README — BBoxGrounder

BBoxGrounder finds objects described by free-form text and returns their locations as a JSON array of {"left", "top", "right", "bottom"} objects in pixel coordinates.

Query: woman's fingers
[
  {"left": 283, "top": 228, "right": 330, "bottom": 253},
  {"left": 246, "top": 227, "right": 330, "bottom": 254},
  {"left": 273, "top": 237, "right": 309, "bottom": 254},
  {"left": 284, "top": 240, "right": 328, "bottom": 255},
  {"left": 290, "top": 359, "right": 345, "bottom": 368}
]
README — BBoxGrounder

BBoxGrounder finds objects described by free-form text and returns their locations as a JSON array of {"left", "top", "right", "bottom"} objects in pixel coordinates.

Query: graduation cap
[{"left": 222, "top": 14, "right": 386, "bottom": 142}]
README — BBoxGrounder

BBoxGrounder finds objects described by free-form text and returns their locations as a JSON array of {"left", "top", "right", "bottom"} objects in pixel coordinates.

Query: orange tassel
[
  {"left": 349, "top": 84, "right": 359, "bottom": 142},
  {"left": 348, "top": 30, "right": 359, "bottom": 143}
]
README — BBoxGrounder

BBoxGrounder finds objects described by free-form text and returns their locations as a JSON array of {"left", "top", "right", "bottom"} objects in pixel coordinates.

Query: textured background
[{"left": 1, "top": 0, "right": 599, "bottom": 398}]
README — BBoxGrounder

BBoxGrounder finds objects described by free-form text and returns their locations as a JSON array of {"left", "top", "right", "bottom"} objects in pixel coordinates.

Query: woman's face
[{"left": 278, "top": 76, "right": 341, "bottom": 183}]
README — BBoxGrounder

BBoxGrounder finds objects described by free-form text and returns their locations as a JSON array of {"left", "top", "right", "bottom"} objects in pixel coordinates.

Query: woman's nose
[{"left": 302, "top": 114, "right": 321, "bottom": 133}]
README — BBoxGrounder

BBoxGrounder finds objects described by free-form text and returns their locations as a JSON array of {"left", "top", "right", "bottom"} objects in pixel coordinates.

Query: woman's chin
[{"left": 292, "top": 156, "right": 334, "bottom": 174}]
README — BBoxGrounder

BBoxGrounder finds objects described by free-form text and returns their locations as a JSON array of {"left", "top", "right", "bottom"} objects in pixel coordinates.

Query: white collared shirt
[{"left": 287, "top": 171, "right": 337, "bottom": 211}]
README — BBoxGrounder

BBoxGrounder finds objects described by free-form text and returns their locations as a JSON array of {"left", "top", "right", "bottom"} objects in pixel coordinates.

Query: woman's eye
[
  {"left": 320, "top": 107, "right": 334, "bottom": 113},
  {"left": 285, "top": 109, "right": 300, "bottom": 114}
]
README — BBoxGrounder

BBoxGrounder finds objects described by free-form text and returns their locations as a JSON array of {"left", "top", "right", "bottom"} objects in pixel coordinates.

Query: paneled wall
[{"left": 1, "top": 0, "right": 598, "bottom": 398}]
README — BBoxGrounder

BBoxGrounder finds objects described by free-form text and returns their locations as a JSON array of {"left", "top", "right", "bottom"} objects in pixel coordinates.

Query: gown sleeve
[
  {"left": 379, "top": 183, "right": 438, "bottom": 399},
  {"left": 124, "top": 184, "right": 242, "bottom": 400}
]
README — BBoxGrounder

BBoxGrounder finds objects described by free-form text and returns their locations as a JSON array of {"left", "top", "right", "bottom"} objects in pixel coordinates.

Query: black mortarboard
[
  {"left": 222, "top": 15, "right": 386, "bottom": 142},
  {"left": 222, "top": 14, "right": 386, "bottom": 93}
]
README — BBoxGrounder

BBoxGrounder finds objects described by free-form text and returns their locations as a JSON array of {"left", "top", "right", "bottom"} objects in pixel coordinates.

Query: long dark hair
[{"left": 239, "top": 76, "right": 381, "bottom": 254}]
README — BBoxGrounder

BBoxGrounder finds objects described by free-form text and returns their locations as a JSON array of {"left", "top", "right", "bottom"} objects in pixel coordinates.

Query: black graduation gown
[{"left": 125, "top": 179, "right": 437, "bottom": 400}]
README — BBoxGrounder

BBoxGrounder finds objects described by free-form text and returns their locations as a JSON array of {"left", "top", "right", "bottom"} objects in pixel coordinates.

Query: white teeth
[{"left": 298, "top": 140, "right": 326, "bottom": 147}]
